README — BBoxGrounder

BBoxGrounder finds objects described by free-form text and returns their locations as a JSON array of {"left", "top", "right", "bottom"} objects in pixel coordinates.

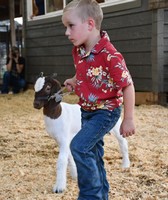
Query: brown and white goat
[{"left": 33, "top": 75, "right": 130, "bottom": 193}]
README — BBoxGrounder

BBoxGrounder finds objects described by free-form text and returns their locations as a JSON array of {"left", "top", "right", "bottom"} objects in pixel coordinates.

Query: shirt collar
[{"left": 77, "top": 30, "right": 110, "bottom": 58}]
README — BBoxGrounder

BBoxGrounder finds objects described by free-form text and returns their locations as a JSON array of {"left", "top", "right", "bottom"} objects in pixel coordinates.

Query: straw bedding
[{"left": 0, "top": 90, "right": 167, "bottom": 200}]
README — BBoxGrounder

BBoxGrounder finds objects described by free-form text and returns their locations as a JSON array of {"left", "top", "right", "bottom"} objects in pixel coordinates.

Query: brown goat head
[{"left": 33, "top": 74, "right": 62, "bottom": 109}]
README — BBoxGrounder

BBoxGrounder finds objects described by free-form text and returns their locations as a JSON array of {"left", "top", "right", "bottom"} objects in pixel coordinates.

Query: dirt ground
[{"left": 0, "top": 90, "right": 167, "bottom": 200}]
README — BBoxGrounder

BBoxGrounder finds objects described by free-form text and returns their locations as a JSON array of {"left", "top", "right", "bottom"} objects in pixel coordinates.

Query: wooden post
[{"left": 9, "top": 0, "right": 16, "bottom": 46}]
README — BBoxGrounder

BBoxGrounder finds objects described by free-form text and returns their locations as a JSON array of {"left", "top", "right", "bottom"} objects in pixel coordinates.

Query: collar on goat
[{"left": 48, "top": 87, "right": 73, "bottom": 102}]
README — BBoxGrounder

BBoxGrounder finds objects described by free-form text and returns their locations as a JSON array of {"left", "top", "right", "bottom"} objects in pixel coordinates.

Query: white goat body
[
  {"left": 44, "top": 102, "right": 130, "bottom": 193},
  {"left": 33, "top": 76, "right": 130, "bottom": 193}
]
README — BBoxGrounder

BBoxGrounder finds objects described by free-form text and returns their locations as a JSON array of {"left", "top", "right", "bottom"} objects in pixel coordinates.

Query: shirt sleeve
[{"left": 107, "top": 51, "right": 133, "bottom": 90}]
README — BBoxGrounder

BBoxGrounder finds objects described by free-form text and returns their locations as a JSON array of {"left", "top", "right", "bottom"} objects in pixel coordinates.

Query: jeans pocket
[{"left": 101, "top": 107, "right": 121, "bottom": 133}]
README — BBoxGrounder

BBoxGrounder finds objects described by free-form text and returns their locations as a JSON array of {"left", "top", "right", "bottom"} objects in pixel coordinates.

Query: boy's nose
[{"left": 65, "top": 28, "right": 70, "bottom": 36}]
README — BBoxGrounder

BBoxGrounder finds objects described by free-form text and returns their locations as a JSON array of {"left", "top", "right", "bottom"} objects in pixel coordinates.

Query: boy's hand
[
  {"left": 65, "top": 83, "right": 74, "bottom": 92},
  {"left": 120, "top": 118, "right": 135, "bottom": 138},
  {"left": 64, "top": 78, "right": 75, "bottom": 92}
]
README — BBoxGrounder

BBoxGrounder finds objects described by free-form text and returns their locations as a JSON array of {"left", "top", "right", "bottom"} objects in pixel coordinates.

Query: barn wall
[
  {"left": 24, "top": 0, "right": 168, "bottom": 100},
  {"left": 24, "top": 15, "right": 74, "bottom": 84},
  {"left": 24, "top": 0, "right": 148, "bottom": 86},
  {"left": 164, "top": 9, "right": 168, "bottom": 92},
  {"left": 149, "top": 0, "right": 168, "bottom": 9},
  {"left": 102, "top": 0, "right": 153, "bottom": 92}
]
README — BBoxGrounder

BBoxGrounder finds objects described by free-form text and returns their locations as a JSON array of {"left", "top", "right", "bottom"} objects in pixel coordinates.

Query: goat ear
[
  {"left": 39, "top": 72, "right": 44, "bottom": 77},
  {"left": 35, "top": 72, "right": 44, "bottom": 82}
]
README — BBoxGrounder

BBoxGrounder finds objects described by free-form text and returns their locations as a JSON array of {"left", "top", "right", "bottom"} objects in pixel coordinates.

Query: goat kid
[{"left": 33, "top": 75, "right": 130, "bottom": 193}]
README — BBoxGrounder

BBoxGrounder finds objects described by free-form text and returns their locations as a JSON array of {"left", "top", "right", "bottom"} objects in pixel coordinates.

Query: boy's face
[{"left": 62, "top": 10, "right": 90, "bottom": 47}]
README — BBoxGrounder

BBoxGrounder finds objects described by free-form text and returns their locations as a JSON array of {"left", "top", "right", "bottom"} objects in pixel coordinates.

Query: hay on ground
[{"left": 0, "top": 90, "right": 167, "bottom": 200}]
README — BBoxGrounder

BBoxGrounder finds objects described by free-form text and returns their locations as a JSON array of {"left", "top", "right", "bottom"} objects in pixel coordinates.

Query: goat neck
[{"left": 43, "top": 100, "right": 62, "bottom": 119}]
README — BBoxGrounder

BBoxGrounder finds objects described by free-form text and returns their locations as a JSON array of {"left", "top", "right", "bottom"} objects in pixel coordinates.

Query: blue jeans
[
  {"left": 1, "top": 71, "right": 26, "bottom": 94},
  {"left": 70, "top": 106, "right": 122, "bottom": 200}
]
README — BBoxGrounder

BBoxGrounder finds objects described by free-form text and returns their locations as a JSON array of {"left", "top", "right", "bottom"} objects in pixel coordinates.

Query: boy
[{"left": 62, "top": 0, "right": 135, "bottom": 199}]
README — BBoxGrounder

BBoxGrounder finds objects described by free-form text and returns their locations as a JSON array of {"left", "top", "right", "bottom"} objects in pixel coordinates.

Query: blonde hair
[{"left": 63, "top": 0, "right": 103, "bottom": 30}]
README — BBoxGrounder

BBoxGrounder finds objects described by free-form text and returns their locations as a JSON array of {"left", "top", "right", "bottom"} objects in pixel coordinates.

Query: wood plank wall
[
  {"left": 24, "top": 0, "right": 168, "bottom": 98},
  {"left": 102, "top": 9, "right": 153, "bottom": 92},
  {"left": 25, "top": 18, "right": 74, "bottom": 84},
  {"left": 164, "top": 9, "right": 168, "bottom": 91}
]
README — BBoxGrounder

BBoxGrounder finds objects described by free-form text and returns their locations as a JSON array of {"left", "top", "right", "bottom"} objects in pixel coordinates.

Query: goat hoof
[
  {"left": 53, "top": 185, "right": 65, "bottom": 193},
  {"left": 54, "top": 189, "right": 64, "bottom": 193},
  {"left": 53, "top": 188, "right": 64, "bottom": 193}
]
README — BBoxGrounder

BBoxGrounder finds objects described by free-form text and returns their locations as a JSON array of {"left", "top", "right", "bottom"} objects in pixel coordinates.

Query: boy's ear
[{"left": 87, "top": 18, "right": 95, "bottom": 31}]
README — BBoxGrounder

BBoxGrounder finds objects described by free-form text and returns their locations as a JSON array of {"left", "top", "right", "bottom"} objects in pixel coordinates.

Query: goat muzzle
[{"left": 33, "top": 100, "right": 44, "bottom": 109}]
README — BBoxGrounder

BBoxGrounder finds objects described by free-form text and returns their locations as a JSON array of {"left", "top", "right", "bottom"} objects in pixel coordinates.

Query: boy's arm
[
  {"left": 120, "top": 83, "right": 135, "bottom": 137},
  {"left": 64, "top": 75, "right": 76, "bottom": 92}
]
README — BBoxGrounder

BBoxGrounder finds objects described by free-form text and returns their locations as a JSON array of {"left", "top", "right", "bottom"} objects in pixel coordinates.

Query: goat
[{"left": 33, "top": 74, "right": 130, "bottom": 193}]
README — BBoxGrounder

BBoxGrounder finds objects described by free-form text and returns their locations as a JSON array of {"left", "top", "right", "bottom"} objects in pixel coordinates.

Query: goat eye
[{"left": 45, "top": 85, "right": 51, "bottom": 92}]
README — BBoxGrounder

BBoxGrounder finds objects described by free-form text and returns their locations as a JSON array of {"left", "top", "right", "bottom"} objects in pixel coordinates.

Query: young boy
[{"left": 62, "top": 0, "right": 135, "bottom": 199}]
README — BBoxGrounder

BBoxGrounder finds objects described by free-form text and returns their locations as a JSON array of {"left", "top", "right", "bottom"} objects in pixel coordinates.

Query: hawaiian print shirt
[{"left": 72, "top": 31, "right": 133, "bottom": 111}]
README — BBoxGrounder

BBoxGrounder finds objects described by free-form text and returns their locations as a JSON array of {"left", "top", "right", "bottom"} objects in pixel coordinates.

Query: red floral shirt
[{"left": 72, "top": 31, "right": 133, "bottom": 111}]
